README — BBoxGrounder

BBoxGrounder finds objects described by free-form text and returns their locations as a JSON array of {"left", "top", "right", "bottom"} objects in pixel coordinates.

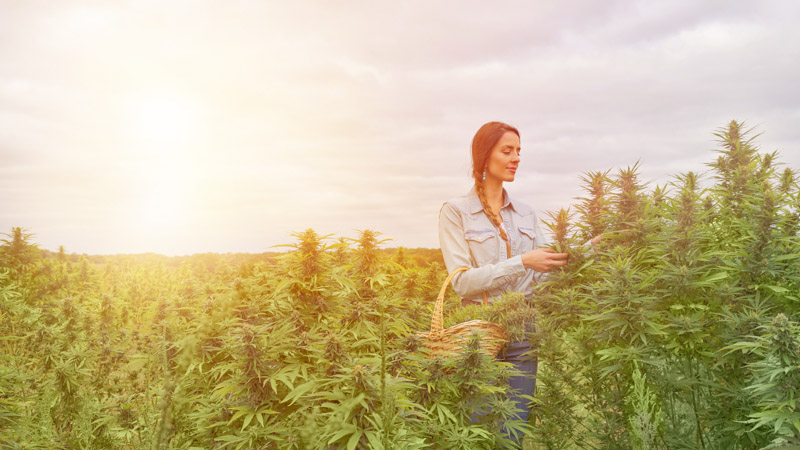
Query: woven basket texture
[{"left": 417, "top": 267, "right": 509, "bottom": 358}]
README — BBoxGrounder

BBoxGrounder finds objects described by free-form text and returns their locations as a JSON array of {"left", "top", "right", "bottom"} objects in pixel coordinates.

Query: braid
[
  {"left": 475, "top": 179, "right": 511, "bottom": 257},
  {"left": 469, "top": 121, "right": 519, "bottom": 259}
]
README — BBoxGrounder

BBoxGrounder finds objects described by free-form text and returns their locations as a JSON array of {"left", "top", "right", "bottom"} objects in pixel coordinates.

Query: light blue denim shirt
[{"left": 438, "top": 186, "right": 550, "bottom": 304}]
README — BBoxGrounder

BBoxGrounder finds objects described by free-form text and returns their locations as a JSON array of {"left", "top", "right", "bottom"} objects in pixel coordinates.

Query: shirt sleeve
[{"left": 438, "top": 202, "right": 527, "bottom": 298}]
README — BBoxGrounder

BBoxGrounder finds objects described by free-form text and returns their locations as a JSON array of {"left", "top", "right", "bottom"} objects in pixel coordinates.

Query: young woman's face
[{"left": 485, "top": 131, "right": 521, "bottom": 183}]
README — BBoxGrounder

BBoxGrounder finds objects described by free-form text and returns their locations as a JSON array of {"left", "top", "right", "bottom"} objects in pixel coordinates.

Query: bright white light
[
  {"left": 131, "top": 164, "right": 189, "bottom": 234},
  {"left": 125, "top": 91, "right": 197, "bottom": 150},
  {"left": 121, "top": 90, "right": 199, "bottom": 240}
]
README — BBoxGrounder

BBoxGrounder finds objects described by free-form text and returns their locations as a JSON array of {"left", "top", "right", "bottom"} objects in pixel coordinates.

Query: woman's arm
[
  {"left": 522, "top": 210, "right": 569, "bottom": 283},
  {"left": 439, "top": 202, "right": 527, "bottom": 298}
]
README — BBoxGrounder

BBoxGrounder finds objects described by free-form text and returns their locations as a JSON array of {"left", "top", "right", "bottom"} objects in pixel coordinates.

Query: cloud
[{"left": 1, "top": 1, "right": 799, "bottom": 254}]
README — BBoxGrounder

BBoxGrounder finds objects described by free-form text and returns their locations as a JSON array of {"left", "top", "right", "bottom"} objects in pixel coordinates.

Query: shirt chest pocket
[
  {"left": 518, "top": 226, "right": 536, "bottom": 253},
  {"left": 464, "top": 228, "right": 496, "bottom": 266}
]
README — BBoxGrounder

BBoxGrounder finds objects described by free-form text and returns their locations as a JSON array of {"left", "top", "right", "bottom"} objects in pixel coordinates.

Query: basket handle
[{"left": 429, "top": 267, "right": 470, "bottom": 338}]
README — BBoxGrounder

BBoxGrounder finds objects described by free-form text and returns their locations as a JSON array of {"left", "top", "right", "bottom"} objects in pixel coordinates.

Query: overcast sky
[{"left": 1, "top": 0, "right": 799, "bottom": 255}]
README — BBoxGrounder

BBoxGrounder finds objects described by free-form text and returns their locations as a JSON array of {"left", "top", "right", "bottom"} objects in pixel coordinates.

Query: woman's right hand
[{"left": 522, "top": 248, "right": 569, "bottom": 272}]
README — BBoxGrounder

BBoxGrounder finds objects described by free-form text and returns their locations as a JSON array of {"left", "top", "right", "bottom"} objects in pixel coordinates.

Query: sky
[{"left": 1, "top": 0, "right": 799, "bottom": 255}]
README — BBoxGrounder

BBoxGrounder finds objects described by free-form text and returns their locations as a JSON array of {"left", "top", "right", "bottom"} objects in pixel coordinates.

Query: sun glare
[
  {"left": 137, "top": 183, "right": 186, "bottom": 228},
  {"left": 123, "top": 90, "right": 200, "bottom": 241},
  {"left": 125, "top": 91, "right": 197, "bottom": 149}
]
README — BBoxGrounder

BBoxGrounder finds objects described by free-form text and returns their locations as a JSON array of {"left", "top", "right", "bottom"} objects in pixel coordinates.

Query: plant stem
[
  {"left": 688, "top": 357, "right": 706, "bottom": 449},
  {"left": 380, "top": 298, "right": 390, "bottom": 449}
]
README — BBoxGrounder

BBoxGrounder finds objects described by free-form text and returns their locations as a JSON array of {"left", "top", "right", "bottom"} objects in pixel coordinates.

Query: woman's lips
[{"left": 507, "top": 167, "right": 517, "bottom": 173}]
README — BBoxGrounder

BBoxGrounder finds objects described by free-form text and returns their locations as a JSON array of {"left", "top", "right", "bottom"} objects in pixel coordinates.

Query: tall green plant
[{"left": 531, "top": 121, "right": 800, "bottom": 449}]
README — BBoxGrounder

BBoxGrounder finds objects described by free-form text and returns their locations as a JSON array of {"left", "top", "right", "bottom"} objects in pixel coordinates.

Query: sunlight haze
[{"left": 1, "top": 1, "right": 799, "bottom": 255}]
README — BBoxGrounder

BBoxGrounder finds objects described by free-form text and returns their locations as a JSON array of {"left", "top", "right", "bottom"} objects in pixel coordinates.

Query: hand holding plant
[{"left": 521, "top": 248, "right": 569, "bottom": 272}]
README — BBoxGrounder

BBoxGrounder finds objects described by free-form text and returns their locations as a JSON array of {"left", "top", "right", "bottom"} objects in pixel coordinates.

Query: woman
[{"left": 438, "top": 121, "right": 595, "bottom": 444}]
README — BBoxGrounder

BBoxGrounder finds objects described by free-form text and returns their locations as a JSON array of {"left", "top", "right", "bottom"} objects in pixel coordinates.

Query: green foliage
[
  {"left": 530, "top": 120, "right": 800, "bottom": 449},
  {"left": 0, "top": 224, "right": 524, "bottom": 448},
  {"left": 2, "top": 121, "right": 798, "bottom": 449},
  {"left": 0, "top": 227, "right": 40, "bottom": 269},
  {"left": 728, "top": 313, "right": 800, "bottom": 448},
  {"left": 626, "top": 367, "right": 665, "bottom": 449}
]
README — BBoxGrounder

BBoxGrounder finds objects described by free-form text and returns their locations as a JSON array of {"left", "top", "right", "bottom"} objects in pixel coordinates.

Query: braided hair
[{"left": 471, "top": 122, "right": 519, "bottom": 257}]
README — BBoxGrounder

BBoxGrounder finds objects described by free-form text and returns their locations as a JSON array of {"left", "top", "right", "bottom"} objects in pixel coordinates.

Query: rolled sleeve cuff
[
  {"left": 506, "top": 254, "right": 526, "bottom": 278},
  {"left": 488, "top": 255, "right": 526, "bottom": 290}
]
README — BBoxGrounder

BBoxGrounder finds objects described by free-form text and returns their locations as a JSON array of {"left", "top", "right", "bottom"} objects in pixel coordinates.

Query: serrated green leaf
[
  {"left": 215, "top": 435, "right": 245, "bottom": 443},
  {"left": 241, "top": 413, "right": 254, "bottom": 431},
  {"left": 347, "top": 429, "right": 363, "bottom": 450}
]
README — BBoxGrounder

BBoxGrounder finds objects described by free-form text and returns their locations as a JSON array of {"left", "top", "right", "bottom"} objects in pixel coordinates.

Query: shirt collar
[{"left": 468, "top": 186, "right": 517, "bottom": 214}]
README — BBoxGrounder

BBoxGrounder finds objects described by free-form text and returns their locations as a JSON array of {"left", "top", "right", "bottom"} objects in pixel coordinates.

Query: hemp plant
[{"left": 529, "top": 121, "right": 800, "bottom": 449}]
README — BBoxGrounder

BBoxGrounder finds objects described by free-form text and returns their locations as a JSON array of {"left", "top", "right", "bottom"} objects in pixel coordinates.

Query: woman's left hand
[{"left": 521, "top": 248, "right": 569, "bottom": 272}]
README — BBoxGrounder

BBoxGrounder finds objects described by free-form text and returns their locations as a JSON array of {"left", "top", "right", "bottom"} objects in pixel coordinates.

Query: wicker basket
[{"left": 417, "top": 267, "right": 509, "bottom": 358}]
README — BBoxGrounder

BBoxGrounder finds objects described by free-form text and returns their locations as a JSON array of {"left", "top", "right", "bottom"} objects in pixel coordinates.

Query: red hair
[
  {"left": 471, "top": 121, "right": 520, "bottom": 181},
  {"left": 470, "top": 121, "right": 519, "bottom": 257}
]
